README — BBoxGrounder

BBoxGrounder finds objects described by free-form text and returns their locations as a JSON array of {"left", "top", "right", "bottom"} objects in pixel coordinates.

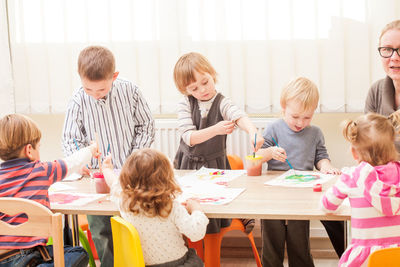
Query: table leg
[{"left": 71, "top": 214, "right": 80, "bottom": 246}]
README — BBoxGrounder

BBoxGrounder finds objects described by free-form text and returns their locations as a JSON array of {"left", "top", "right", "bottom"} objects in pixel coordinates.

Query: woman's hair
[
  {"left": 173, "top": 52, "right": 217, "bottom": 95},
  {"left": 342, "top": 111, "right": 400, "bottom": 166},
  {"left": 0, "top": 114, "right": 41, "bottom": 161},
  {"left": 119, "top": 148, "right": 182, "bottom": 218},
  {"left": 379, "top": 20, "right": 400, "bottom": 45},
  {"left": 280, "top": 77, "right": 319, "bottom": 113}
]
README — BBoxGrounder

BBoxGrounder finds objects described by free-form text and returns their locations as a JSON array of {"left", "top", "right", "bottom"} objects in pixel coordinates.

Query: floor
[
  {"left": 96, "top": 257, "right": 339, "bottom": 266},
  {"left": 221, "top": 257, "right": 339, "bottom": 267}
]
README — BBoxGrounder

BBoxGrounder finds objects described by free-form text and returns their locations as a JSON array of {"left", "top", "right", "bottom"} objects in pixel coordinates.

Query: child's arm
[
  {"left": 102, "top": 154, "right": 117, "bottom": 187},
  {"left": 63, "top": 142, "right": 100, "bottom": 176},
  {"left": 189, "top": 120, "right": 235, "bottom": 146},
  {"left": 257, "top": 146, "right": 288, "bottom": 163},
  {"left": 320, "top": 175, "right": 348, "bottom": 214},
  {"left": 175, "top": 200, "right": 209, "bottom": 242},
  {"left": 236, "top": 117, "right": 264, "bottom": 151},
  {"left": 316, "top": 159, "right": 341, "bottom": 175}
]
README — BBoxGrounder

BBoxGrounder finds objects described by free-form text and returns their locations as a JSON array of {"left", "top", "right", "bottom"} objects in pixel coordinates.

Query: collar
[{"left": 0, "top": 158, "right": 33, "bottom": 169}]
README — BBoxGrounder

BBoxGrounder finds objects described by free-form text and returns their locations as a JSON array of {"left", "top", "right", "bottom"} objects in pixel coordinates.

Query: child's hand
[
  {"left": 214, "top": 121, "right": 235, "bottom": 135},
  {"left": 89, "top": 141, "right": 101, "bottom": 159},
  {"left": 79, "top": 165, "right": 91, "bottom": 176},
  {"left": 320, "top": 166, "right": 341, "bottom": 175},
  {"left": 182, "top": 198, "right": 202, "bottom": 214},
  {"left": 251, "top": 134, "right": 265, "bottom": 152},
  {"left": 270, "top": 146, "right": 287, "bottom": 162},
  {"left": 103, "top": 154, "right": 114, "bottom": 170}
]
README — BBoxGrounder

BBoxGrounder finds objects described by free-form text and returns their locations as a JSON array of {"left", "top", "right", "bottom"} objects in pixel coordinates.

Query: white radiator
[{"left": 152, "top": 118, "right": 276, "bottom": 161}]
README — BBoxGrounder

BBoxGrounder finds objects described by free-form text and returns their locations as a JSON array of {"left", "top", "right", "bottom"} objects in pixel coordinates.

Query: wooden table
[
  {"left": 51, "top": 170, "right": 350, "bottom": 220},
  {"left": 51, "top": 170, "right": 350, "bottom": 248}
]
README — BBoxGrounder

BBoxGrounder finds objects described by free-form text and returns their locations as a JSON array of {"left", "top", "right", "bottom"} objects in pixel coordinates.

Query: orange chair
[
  {"left": 78, "top": 215, "right": 98, "bottom": 260},
  {"left": 227, "top": 154, "right": 244, "bottom": 170},
  {"left": 367, "top": 247, "right": 400, "bottom": 266},
  {"left": 188, "top": 155, "right": 261, "bottom": 267}
]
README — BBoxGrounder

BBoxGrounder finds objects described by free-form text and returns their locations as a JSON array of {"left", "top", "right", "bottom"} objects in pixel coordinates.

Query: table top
[{"left": 50, "top": 170, "right": 350, "bottom": 220}]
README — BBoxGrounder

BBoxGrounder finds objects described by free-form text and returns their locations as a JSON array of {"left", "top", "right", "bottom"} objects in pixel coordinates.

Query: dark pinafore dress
[{"left": 174, "top": 93, "right": 232, "bottom": 233}]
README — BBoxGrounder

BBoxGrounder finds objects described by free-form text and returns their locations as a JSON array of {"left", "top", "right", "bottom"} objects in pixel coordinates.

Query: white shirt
[{"left": 110, "top": 181, "right": 209, "bottom": 265}]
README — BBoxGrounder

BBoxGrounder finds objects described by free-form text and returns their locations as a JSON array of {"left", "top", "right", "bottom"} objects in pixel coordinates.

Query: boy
[
  {"left": 0, "top": 114, "right": 98, "bottom": 267},
  {"left": 62, "top": 46, "right": 155, "bottom": 266},
  {"left": 257, "top": 77, "right": 343, "bottom": 267}
]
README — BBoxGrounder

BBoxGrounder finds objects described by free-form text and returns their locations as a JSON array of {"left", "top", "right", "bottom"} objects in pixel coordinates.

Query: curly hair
[
  {"left": 119, "top": 148, "right": 182, "bottom": 218},
  {"left": 342, "top": 111, "right": 400, "bottom": 166}
]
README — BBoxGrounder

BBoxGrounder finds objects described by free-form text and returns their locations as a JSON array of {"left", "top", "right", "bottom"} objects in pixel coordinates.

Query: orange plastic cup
[{"left": 245, "top": 155, "right": 263, "bottom": 176}]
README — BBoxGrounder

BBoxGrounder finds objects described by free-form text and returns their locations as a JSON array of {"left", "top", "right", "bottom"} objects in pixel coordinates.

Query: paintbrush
[{"left": 271, "top": 137, "right": 296, "bottom": 175}]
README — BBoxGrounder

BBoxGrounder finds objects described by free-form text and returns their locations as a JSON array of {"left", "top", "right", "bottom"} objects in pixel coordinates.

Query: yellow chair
[
  {"left": 0, "top": 197, "right": 64, "bottom": 267},
  {"left": 367, "top": 247, "right": 400, "bottom": 266},
  {"left": 111, "top": 216, "right": 145, "bottom": 267}
]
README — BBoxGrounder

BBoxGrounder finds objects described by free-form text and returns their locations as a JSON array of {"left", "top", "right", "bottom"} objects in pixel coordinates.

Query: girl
[
  {"left": 103, "top": 148, "right": 208, "bottom": 267},
  {"left": 321, "top": 111, "right": 400, "bottom": 267},
  {"left": 173, "top": 52, "right": 264, "bottom": 233}
]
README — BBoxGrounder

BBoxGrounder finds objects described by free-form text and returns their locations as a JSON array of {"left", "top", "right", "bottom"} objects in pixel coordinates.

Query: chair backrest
[
  {"left": 0, "top": 197, "right": 64, "bottom": 267},
  {"left": 227, "top": 154, "right": 244, "bottom": 170},
  {"left": 111, "top": 216, "right": 145, "bottom": 267},
  {"left": 367, "top": 247, "right": 400, "bottom": 266}
]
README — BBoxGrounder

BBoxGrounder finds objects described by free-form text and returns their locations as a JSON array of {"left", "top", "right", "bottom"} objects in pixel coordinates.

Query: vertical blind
[{"left": 2, "top": 0, "right": 400, "bottom": 115}]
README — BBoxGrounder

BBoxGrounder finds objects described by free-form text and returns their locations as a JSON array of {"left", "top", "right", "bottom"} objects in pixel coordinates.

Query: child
[
  {"left": 62, "top": 45, "right": 155, "bottom": 266},
  {"left": 257, "top": 77, "right": 342, "bottom": 267},
  {"left": 0, "top": 114, "right": 99, "bottom": 267},
  {"left": 102, "top": 148, "right": 208, "bottom": 266},
  {"left": 321, "top": 111, "right": 400, "bottom": 267},
  {"left": 173, "top": 52, "right": 264, "bottom": 233}
]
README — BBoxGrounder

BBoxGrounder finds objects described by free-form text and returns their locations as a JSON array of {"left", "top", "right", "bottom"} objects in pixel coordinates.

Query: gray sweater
[{"left": 262, "top": 119, "right": 330, "bottom": 171}]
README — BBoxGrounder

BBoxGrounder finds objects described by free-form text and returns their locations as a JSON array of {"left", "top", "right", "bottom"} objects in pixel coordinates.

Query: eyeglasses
[{"left": 378, "top": 47, "right": 400, "bottom": 58}]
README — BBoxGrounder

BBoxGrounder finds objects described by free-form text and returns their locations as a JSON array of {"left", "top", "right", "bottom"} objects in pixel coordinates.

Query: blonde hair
[
  {"left": 78, "top": 46, "right": 115, "bottom": 81},
  {"left": 119, "top": 148, "right": 182, "bottom": 218},
  {"left": 379, "top": 20, "right": 400, "bottom": 45},
  {"left": 0, "top": 114, "right": 42, "bottom": 161},
  {"left": 173, "top": 52, "right": 217, "bottom": 95},
  {"left": 342, "top": 111, "right": 400, "bottom": 166},
  {"left": 280, "top": 77, "right": 319, "bottom": 112}
]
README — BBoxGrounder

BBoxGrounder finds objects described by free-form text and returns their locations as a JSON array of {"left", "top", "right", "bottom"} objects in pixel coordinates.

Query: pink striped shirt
[{"left": 321, "top": 161, "right": 400, "bottom": 267}]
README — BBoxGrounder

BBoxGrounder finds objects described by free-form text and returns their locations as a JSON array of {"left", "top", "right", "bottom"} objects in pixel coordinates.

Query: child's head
[
  {"left": 0, "top": 114, "right": 41, "bottom": 161},
  {"left": 173, "top": 52, "right": 217, "bottom": 101},
  {"left": 342, "top": 112, "right": 400, "bottom": 166},
  {"left": 78, "top": 46, "right": 119, "bottom": 100},
  {"left": 119, "top": 148, "right": 182, "bottom": 218},
  {"left": 280, "top": 77, "right": 319, "bottom": 132}
]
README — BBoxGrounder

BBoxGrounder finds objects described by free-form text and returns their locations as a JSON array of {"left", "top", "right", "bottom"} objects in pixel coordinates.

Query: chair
[
  {"left": 189, "top": 155, "right": 261, "bottom": 267},
  {"left": 367, "top": 247, "right": 400, "bottom": 266},
  {"left": 110, "top": 216, "right": 145, "bottom": 267},
  {"left": 227, "top": 154, "right": 244, "bottom": 170},
  {"left": 0, "top": 197, "right": 64, "bottom": 267},
  {"left": 203, "top": 218, "right": 261, "bottom": 267},
  {"left": 78, "top": 214, "right": 97, "bottom": 267}
]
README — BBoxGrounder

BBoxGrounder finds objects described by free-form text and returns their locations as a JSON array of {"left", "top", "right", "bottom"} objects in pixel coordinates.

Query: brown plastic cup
[
  {"left": 245, "top": 155, "right": 263, "bottom": 176},
  {"left": 93, "top": 172, "right": 110, "bottom": 194}
]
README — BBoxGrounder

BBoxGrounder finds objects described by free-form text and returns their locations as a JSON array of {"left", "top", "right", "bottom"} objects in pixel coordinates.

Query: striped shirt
[
  {"left": 62, "top": 78, "right": 155, "bottom": 168},
  {"left": 321, "top": 161, "right": 400, "bottom": 267},
  {"left": 0, "top": 158, "right": 67, "bottom": 249},
  {"left": 177, "top": 92, "right": 246, "bottom": 146}
]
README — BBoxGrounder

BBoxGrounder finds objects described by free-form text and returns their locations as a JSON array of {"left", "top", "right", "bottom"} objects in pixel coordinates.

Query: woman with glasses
[{"left": 365, "top": 19, "right": 400, "bottom": 151}]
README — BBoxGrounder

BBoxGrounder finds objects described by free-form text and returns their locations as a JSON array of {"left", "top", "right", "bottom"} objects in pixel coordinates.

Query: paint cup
[
  {"left": 245, "top": 155, "right": 263, "bottom": 176},
  {"left": 93, "top": 172, "right": 110, "bottom": 194}
]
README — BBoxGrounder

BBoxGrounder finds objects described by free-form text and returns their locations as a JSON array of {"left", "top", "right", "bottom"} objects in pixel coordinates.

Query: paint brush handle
[
  {"left": 253, "top": 133, "right": 257, "bottom": 158},
  {"left": 94, "top": 132, "right": 102, "bottom": 172}
]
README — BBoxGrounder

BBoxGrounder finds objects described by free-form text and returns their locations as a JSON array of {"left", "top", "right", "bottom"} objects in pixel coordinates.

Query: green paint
[{"left": 285, "top": 174, "right": 320, "bottom": 182}]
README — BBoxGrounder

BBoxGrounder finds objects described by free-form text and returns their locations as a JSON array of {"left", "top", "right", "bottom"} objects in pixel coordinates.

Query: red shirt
[{"left": 0, "top": 158, "right": 67, "bottom": 249}]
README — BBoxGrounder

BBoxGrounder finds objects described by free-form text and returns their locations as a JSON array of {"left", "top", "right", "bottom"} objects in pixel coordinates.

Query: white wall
[{"left": 30, "top": 113, "right": 360, "bottom": 169}]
